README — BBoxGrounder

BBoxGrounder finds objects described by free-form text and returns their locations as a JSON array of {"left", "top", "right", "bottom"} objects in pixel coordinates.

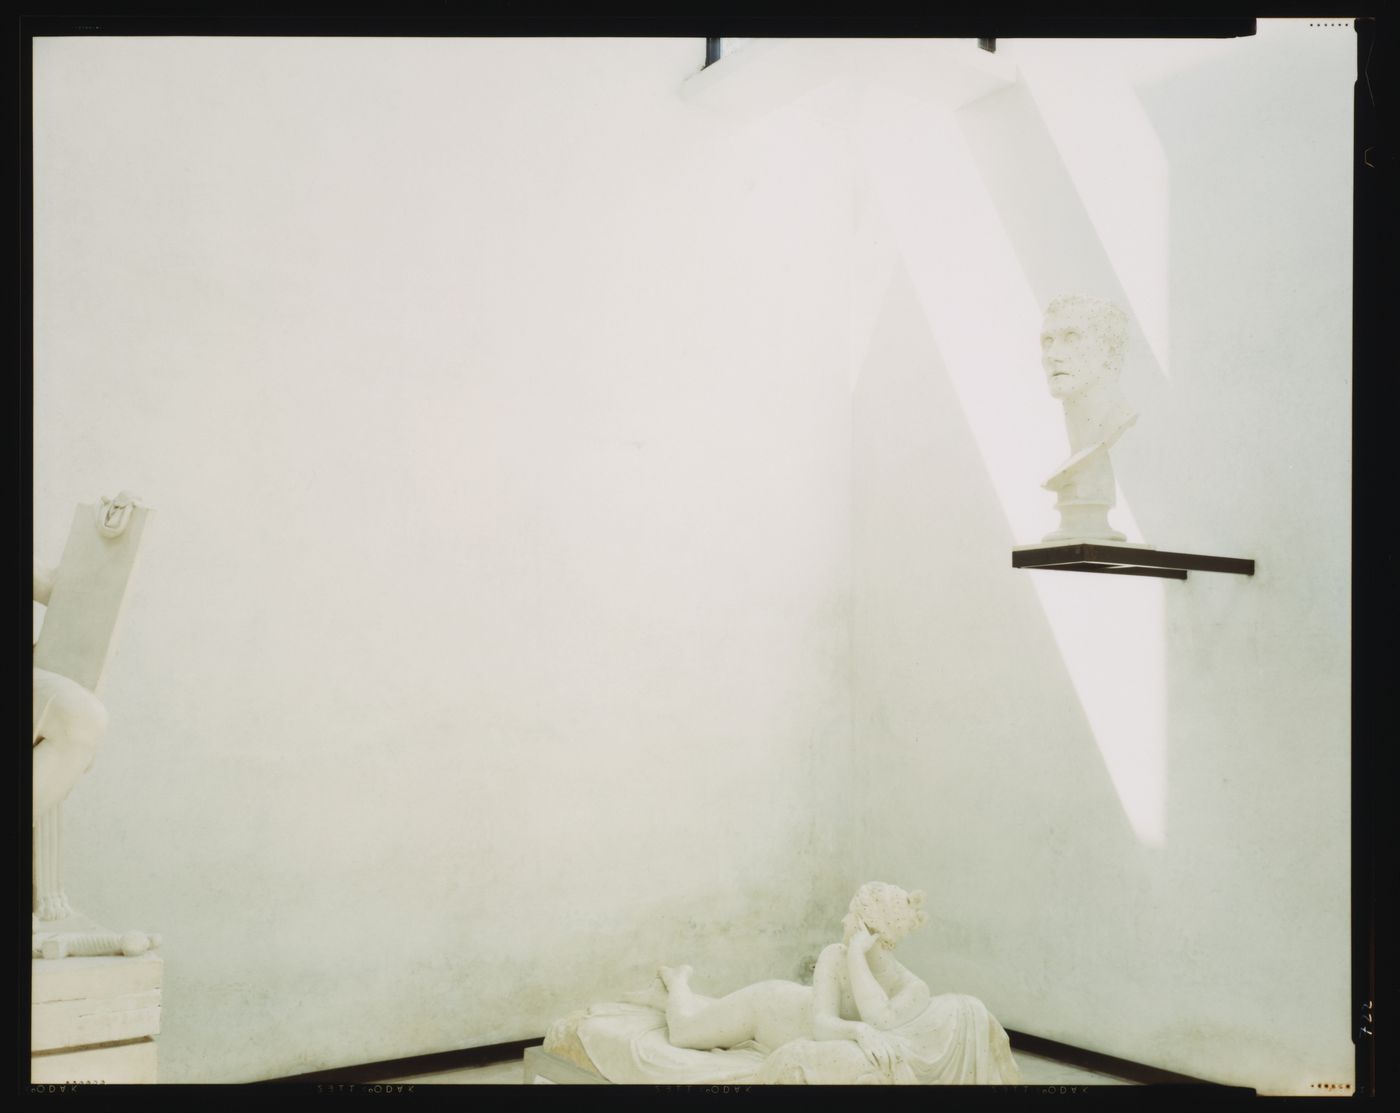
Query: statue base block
[
  {"left": 31, "top": 1040, "right": 157, "bottom": 1085},
  {"left": 32, "top": 953, "right": 162, "bottom": 1082}
]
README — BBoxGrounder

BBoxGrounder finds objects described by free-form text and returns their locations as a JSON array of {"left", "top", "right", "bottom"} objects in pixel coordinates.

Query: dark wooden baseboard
[
  {"left": 1005, "top": 1029, "right": 1215, "bottom": 1085},
  {"left": 261, "top": 1037, "right": 544, "bottom": 1085}
]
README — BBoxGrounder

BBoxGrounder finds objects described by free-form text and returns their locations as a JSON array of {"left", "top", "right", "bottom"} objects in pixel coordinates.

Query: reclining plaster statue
[{"left": 541, "top": 882, "right": 1021, "bottom": 1085}]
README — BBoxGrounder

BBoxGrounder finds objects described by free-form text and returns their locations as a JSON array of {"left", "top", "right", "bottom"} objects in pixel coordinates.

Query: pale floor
[{"left": 384, "top": 1050, "right": 1134, "bottom": 1086}]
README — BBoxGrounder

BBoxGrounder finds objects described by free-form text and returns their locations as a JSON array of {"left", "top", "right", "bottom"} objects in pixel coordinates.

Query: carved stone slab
[{"left": 31, "top": 953, "right": 162, "bottom": 1053}]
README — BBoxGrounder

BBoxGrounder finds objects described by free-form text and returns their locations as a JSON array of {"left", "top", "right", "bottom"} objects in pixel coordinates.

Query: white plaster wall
[
  {"left": 32, "top": 38, "right": 856, "bottom": 1082},
  {"left": 851, "top": 23, "right": 1354, "bottom": 1094}
]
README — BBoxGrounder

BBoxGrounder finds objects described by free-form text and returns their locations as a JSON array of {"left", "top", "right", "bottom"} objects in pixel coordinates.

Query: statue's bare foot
[{"left": 658, "top": 964, "right": 693, "bottom": 991}]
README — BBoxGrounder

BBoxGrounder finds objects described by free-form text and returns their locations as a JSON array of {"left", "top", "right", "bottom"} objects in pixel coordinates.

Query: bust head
[
  {"left": 1040, "top": 295, "right": 1127, "bottom": 402},
  {"left": 842, "top": 882, "right": 928, "bottom": 950}
]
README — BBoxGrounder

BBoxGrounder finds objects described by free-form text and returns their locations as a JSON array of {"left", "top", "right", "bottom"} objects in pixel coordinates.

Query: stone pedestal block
[{"left": 32, "top": 953, "right": 162, "bottom": 1083}]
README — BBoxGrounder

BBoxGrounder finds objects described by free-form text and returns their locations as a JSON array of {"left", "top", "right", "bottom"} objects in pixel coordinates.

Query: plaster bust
[{"left": 1039, "top": 294, "right": 1138, "bottom": 543}]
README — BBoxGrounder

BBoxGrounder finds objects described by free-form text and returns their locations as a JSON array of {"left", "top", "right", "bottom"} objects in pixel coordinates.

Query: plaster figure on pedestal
[
  {"left": 32, "top": 492, "right": 155, "bottom": 951},
  {"left": 1039, "top": 294, "right": 1139, "bottom": 543},
  {"left": 31, "top": 494, "right": 164, "bottom": 1084},
  {"left": 33, "top": 557, "right": 110, "bottom": 925},
  {"left": 539, "top": 883, "right": 1020, "bottom": 1085}
]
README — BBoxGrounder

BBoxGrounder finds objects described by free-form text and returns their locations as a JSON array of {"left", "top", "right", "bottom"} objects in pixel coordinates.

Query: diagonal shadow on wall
[{"left": 852, "top": 257, "right": 1163, "bottom": 1041}]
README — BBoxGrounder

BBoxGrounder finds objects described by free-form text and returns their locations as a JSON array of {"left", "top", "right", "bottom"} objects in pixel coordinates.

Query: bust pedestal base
[{"left": 1043, "top": 501, "right": 1126, "bottom": 545}]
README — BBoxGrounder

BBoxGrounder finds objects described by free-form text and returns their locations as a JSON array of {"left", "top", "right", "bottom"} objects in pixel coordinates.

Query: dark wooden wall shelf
[{"left": 1012, "top": 543, "right": 1255, "bottom": 581}]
